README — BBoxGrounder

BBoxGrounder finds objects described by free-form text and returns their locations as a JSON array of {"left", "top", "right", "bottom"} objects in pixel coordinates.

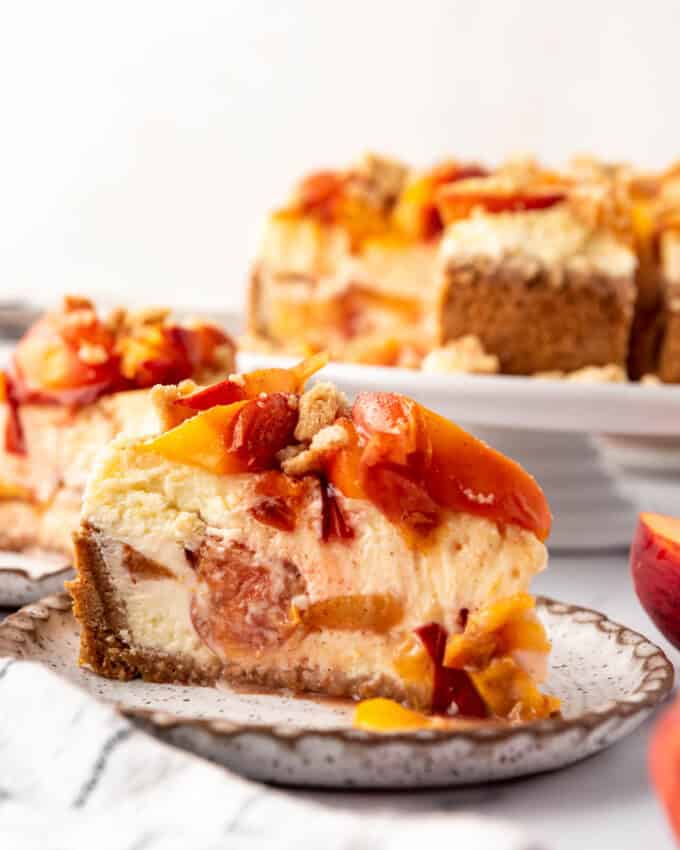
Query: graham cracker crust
[{"left": 68, "top": 525, "right": 430, "bottom": 708}]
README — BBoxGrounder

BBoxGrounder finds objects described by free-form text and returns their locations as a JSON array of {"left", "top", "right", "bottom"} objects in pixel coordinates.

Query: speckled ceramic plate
[
  {"left": 0, "top": 593, "right": 673, "bottom": 788},
  {"left": 0, "top": 551, "right": 71, "bottom": 606}
]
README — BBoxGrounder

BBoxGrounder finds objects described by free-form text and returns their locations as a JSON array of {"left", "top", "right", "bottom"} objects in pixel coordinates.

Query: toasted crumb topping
[
  {"left": 63, "top": 294, "right": 95, "bottom": 313},
  {"left": 294, "top": 382, "right": 350, "bottom": 442},
  {"left": 77, "top": 343, "right": 110, "bottom": 365},
  {"left": 351, "top": 152, "right": 410, "bottom": 210},
  {"left": 533, "top": 364, "right": 627, "bottom": 383},
  {"left": 150, "top": 380, "right": 199, "bottom": 430},
  {"left": 281, "top": 423, "right": 350, "bottom": 476},
  {"left": 422, "top": 336, "right": 500, "bottom": 375}
]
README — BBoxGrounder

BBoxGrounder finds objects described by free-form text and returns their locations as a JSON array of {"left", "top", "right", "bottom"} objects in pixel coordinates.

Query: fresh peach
[
  {"left": 649, "top": 694, "right": 680, "bottom": 843},
  {"left": 631, "top": 513, "right": 680, "bottom": 649}
]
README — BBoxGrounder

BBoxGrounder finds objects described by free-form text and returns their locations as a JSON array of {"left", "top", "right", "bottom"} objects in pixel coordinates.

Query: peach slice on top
[
  {"left": 142, "top": 394, "right": 298, "bottom": 475},
  {"left": 146, "top": 360, "right": 550, "bottom": 545},
  {"left": 330, "top": 391, "right": 551, "bottom": 542},
  {"left": 142, "top": 355, "right": 328, "bottom": 473},
  {"left": 13, "top": 306, "right": 118, "bottom": 401},
  {"left": 176, "top": 352, "right": 328, "bottom": 411}
]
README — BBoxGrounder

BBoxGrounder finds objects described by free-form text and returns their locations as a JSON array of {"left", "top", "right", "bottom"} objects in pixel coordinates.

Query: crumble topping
[
  {"left": 533, "top": 364, "right": 627, "bottom": 383},
  {"left": 77, "top": 343, "right": 110, "bottom": 365},
  {"left": 150, "top": 380, "right": 199, "bottom": 430},
  {"left": 281, "top": 424, "right": 350, "bottom": 476},
  {"left": 350, "top": 152, "right": 410, "bottom": 210},
  {"left": 294, "top": 382, "right": 350, "bottom": 442},
  {"left": 421, "top": 336, "right": 500, "bottom": 375}
]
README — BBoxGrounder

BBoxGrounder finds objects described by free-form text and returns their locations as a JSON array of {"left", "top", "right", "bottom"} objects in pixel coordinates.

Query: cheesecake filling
[
  {"left": 441, "top": 206, "right": 636, "bottom": 279},
  {"left": 84, "top": 445, "right": 546, "bottom": 645}
]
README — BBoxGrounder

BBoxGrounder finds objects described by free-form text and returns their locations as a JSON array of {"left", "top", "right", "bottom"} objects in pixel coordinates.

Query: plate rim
[
  {"left": 237, "top": 351, "right": 680, "bottom": 437},
  {"left": 0, "top": 592, "right": 673, "bottom": 747}
]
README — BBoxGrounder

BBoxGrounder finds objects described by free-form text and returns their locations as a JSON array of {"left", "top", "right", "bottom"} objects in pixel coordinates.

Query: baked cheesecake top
[
  {"left": 0, "top": 296, "right": 235, "bottom": 454},
  {"left": 144, "top": 355, "right": 551, "bottom": 543}
]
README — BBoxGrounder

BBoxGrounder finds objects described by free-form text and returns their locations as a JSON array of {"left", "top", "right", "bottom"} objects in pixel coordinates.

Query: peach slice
[
  {"left": 354, "top": 698, "right": 439, "bottom": 732},
  {"left": 443, "top": 594, "right": 548, "bottom": 670},
  {"left": 346, "top": 392, "right": 551, "bottom": 541},
  {"left": 392, "top": 162, "right": 489, "bottom": 240},
  {"left": 650, "top": 694, "right": 680, "bottom": 843},
  {"left": 296, "top": 170, "right": 347, "bottom": 221},
  {"left": 470, "top": 657, "right": 560, "bottom": 722},
  {"left": 300, "top": 594, "right": 404, "bottom": 633},
  {"left": 142, "top": 394, "right": 298, "bottom": 475},
  {"left": 437, "top": 187, "right": 565, "bottom": 225},
  {"left": 177, "top": 353, "right": 329, "bottom": 411},
  {"left": 631, "top": 513, "right": 680, "bottom": 649},
  {"left": 13, "top": 311, "right": 118, "bottom": 401}
]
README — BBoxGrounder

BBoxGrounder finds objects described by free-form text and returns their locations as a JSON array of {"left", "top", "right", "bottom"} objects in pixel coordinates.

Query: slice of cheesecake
[
  {"left": 0, "top": 297, "right": 235, "bottom": 555},
  {"left": 70, "top": 356, "right": 558, "bottom": 720}
]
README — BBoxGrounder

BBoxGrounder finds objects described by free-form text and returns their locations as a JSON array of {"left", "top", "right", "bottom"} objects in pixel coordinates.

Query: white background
[{"left": 1, "top": 0, "right": 679, "bottom": 316}]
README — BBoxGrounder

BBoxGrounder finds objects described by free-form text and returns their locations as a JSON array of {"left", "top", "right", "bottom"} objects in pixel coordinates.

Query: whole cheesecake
[{"left": 69, "top": 356, "right": 558, "bottom": 721}]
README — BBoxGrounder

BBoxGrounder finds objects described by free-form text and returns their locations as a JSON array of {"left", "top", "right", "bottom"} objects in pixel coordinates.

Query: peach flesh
[{"left": 631, "top": 512, "right": 680, "bottom": 650}]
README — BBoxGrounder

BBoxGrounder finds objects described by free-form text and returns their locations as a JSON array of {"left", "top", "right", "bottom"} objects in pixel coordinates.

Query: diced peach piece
[
  {"left": 347, "top": 392, "right": 551, "bottom": 541},
  {"left": 323, "top": 419, "right": 365, "bottom": 499},
  {"left": 301, "top": 594, "right": 403, "bottom": 633},
  {"left": 0, "top": 480, "right": 33, "bottom": 501},
  {"left": 392, "top": 162, "right": 489, "bottom": 240},
  {"left": 501, "top": 615, "right": 552, "bottom": 654},
  {"left": 142, "top": 401, "right": 250, "bottom": 474},
  {"left": 470, "top": 657, "right": 560, "bottom": 721},
  {"left": 178, "top": 354, "right": 329, "bottom": 411},
  {"left": 473, "top": 593, "right": 535, "bottom": 632},
  {"left": 296, "top": 170, "right": 346, "bottom": 220},
  {"left": 444, "top": 629, "right": 498, "bottom": 672},
  {"left": 176, "top": 379, "right": 247, "bottom": 411},
  {"left": 142, "top": 394, "right": 298, "bottom": 475},
  {"left": 631, "top": 513, "right": 680, "bottom": 649},
  {"left": 392, "top": 633, "right": 434, "bottom": 686},
  {"left": 354, "top": 698, "right": 437, "bottom": 732},
  {"left": 443, "top": 595, "right": 543, "bottom": 670},
  {"left": 14, "top": 312, "right": 117, "bottom": 396}
]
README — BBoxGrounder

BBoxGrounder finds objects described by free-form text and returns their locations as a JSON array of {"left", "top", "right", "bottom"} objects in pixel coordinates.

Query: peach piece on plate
[{"left": 630, "top": 512, "right": 680, "bottom": 649}]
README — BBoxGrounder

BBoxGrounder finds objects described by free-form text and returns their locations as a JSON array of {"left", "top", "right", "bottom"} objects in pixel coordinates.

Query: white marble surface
[{"left": 0, "top": 550, "right": 676, "bottom": 849}]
